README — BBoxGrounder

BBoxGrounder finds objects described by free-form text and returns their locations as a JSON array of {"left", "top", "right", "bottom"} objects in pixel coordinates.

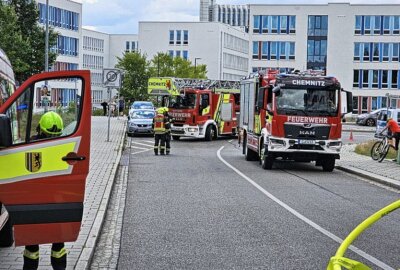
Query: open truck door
[{"left": 0, "top": 70, "right": 91, "bottom": 247}]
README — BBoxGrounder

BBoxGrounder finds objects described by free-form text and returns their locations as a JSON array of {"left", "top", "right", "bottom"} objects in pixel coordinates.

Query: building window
[
  {"left": 183, "top": 50, "right": 188, "bottom": 60},
  {"left": 392, "top": 43, "right": 399, "bottom": 61},
  {"left": 183, "top": 30, "right": 188, "bottom": 45},
  {"left": 271, "top": 16, "right": 278, "bottom": 33},
  {"left": 252, "top": 41, "right": 259, "bottom": 59},
  {"left": 372, "top": 70, "right": 379, "bottom": 88},
  {"left": 363, "top": 43, "right": 370, "bottom": 61},
  {"left": 289, "top": 42, "right": 295, "bottom": 60},
  {"left": 392, "top": 70, "right": 399, "bottom": 89},
  {"left": 383, "top": 16, "right": 390, "bottom": 35},
  {"left": 253, "top": 15, "right": 261, "bottom": 33},
  {"left": 176, "top": 30, "right": 181, "bottom": 45},
  {"left": 38, "top": 3, "right": 79, "bottom": 31},
  {"left": 126, "top": 41, "right": 130, "bottom": 52},
  {"left": 372, "top": 43, "right": 379, "bottom": 62},
  {"left": 354, "top": 43, "right": 361, "bottom": 61},
  {"left": 168, "top": 50, "right": 174, "bottom": 57},
  {"left": 362, "top": 97, "right": 368, "bottom": 113},
  {"left": 382, "top": 70, "right": 388, "bottom": 89},
  {"left": 352, "top": 96, "right": 359, "bottom": 114},
  {"left": 270, "top": 42, "right": 277, "bottom": 59},
  {"left": 394, "top": 16, "right": 400, "bottom": 34},
  {"left": 279, "top": 42, "right": 286, "bottom": 60},
  {"left": 262, "top": 15, "right": 268, "bottom": 34},
  {"left": 176, "top": 50, "right": 181, "bottom": 57},
  {"left": 289, "top": 16, "right": 296, "bottom": 34},
  {"left": 362, "top": 70, "right": 369, "bottom": 88},
  {"left": 261, "top": 42, "right": 268, "bottom": 59},
  {"left": 355, "top": 16, "right": 362, "bottom": 35},
  {"left": 169, "top": 30, "right": 174, "bottom": 45},
  {"left": 364, "top": 16, "right": 371, "bottom": 35},
  {"left": 280, "top": 16, "right": 287, "bottom": 34},
  {"left": 131, "top": 42, "right": 136, "bottom": 51},
  {"left": 382, "top": 43, "right": 389, "bottom": 62},
  {"left": 353, "top": 70, "right": 360, "bottom": 88},
  {"left": 373, "top": 16, "right": 381, "bottom": 35}
]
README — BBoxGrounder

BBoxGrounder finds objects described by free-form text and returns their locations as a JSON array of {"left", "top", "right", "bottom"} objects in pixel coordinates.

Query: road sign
[{"left": 103, "top": 68, "right": 122, "bottom": 88}]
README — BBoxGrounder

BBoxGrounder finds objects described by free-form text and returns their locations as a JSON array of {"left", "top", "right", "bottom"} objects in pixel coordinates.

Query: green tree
[
  {"left": 149, "top": 52, "right": 207, "bottom": 79},
  {"left": 9, "top": 0, "right": 58, "bottom": 82},
  {"left": 0, "top": 2, "right": 30, "bottom": 79},
  {"left": 116, "top": 52, "right": 150, "bottom": 101}
]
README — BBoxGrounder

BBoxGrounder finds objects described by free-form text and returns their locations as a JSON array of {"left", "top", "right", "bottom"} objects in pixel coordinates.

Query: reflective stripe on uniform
[
  {"left": 24, "top": 249, "right": 39, "bottom": 260},
  {"left": 0, "top": 137, "right": 80, "bottom": 184},
  {"left": 51, "top": 248, "right": 67, "bottom": 259}
]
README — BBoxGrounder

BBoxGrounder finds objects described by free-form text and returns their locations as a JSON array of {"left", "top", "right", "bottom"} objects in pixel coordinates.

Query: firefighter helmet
[
  {"left": 38, "top": 111, "right": 64, "bottom": 136},
  {"left": 157, "top": 107, "right": 165, "bottom": 114},
  {"left": 163, "top": 107, "right": 169, "bottom": 113}
]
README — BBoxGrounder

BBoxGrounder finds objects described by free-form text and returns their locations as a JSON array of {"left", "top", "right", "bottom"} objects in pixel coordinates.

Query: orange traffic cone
[{"left": 349, "top": 131, "right": 354, "bottom": 141}]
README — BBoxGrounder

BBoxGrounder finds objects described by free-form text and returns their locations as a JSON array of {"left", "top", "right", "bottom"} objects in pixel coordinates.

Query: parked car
[
  {"left": 127, "top": 109, "right": 155, "bottom": 136},
  {"left": 356, "top": 108, "right": 387, "bottom": 126},
  {"left": 375, "top": 108, "right": 400, "bottom": 135},
  {"left": 129, "top": 101, "right": 154, "bottom": 114}
]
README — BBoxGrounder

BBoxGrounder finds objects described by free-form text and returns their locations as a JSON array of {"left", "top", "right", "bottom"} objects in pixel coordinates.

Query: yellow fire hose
[{"left": 327, "top": 199, "right": 400, "bottom": 270}]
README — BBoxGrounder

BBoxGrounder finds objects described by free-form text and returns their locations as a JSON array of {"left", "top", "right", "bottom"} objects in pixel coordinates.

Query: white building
[
  {"left": 138, "top": 22, "right": 249, "bottom": 81},
  {"left": 200, "top": 0, "right": 249, "bottom": 28},
  {"left": 248, "top": 3, "right": 400, "bottom": 114}
]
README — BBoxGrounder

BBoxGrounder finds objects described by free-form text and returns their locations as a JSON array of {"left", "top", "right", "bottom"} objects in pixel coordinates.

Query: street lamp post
[
  {"left": 194, "top": 57, "right": 201, "bottom": 77},
  {"left": 45, "top": 0, "right": 49, "bottom": 72}
]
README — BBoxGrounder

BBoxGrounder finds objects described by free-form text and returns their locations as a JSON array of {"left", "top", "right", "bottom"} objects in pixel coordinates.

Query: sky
[{"left": 76, "top": 0, "right": 400, "bottom": 34}]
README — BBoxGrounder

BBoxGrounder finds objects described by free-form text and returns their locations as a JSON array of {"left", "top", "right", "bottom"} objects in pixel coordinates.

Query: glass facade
[
  {"left": 252, "top": 41, "right": 295, "bottom": 60},
  {"left": 307, "top": 15, "right": 328, "bottom": 71},
  {"left": 253, "top": 15, "right": 296, "bottom": 34},
  {"left": 38, "top": 3, "right": 79, "bottom": 31},
  {"left": 355, "top": 15, "right": 400, "bottom": 35}
]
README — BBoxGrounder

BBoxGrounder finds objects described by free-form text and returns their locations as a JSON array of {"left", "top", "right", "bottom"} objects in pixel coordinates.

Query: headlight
[
  {"left": 270, "top": 138, "right": 286, "bottom": 146},
  {"left": 328, "top": 141, "right": 342, "bottom": 148},
  {"left": 187, "top": 127, "right": 198, "bottom": 132},
  {"left": 129, "top": 122, "right": 137, "bottom": 127}
]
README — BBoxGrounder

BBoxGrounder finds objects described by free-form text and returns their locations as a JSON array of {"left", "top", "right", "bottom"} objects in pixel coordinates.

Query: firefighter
[
  {"left": 24, "top": 111, "right": 67, "bottom": 270},
  {"left": 153, "top": 107, "right": 167, "bottom": 155},
  {"left": 163, "top": 107, "right": 172, "bottom": 155}
]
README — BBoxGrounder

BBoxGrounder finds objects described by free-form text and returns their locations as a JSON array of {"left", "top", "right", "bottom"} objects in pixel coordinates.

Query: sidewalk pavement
[
  {"left": 342, "top": 123, "right": 376, "bottom": 133},
  {"left": 337, "top": 144, "right": 400, "bottom": 190},
  {"left": 0, "top": 116, "right": 127, "bottom": 270}
]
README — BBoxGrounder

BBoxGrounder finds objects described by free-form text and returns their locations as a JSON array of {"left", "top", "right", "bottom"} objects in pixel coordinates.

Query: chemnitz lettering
[{"left": 292, "top": 80, "right": 325, "bottom": 87}]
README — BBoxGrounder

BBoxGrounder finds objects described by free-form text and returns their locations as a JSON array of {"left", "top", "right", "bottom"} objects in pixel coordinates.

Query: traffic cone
[{"left": 349, "top": 131, "right": 354, "bottom": 141}]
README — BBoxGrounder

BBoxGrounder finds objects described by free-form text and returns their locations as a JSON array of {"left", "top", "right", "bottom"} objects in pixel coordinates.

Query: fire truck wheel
[
  {"left": 0, "top": 218, "right": 13, "bottom": 247},
  {"left": 321, "top": 157, "right": 335, "bottom": 172},
  {"left": 172, "top": 136, "right": 180, "bottom": 141},
  {"left": 261, "top": 156, "right": 274, "bottom": 170},
  {"left": 205, "top": 125, "right": 216, "bottom": 141}
]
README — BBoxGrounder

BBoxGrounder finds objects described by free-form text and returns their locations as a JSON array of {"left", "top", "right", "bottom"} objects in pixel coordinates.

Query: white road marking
[
  {"left": 142, "top": 140, "right": 154, "bottom": 144},
  {"left": 130, "top": 146, "right": 149, "bottom": 150},
  {"left": 217, "top": 146, "right": 394, "bottom": 270},
  {"left": 132, "top": 141, "right": 154, "bottom": 147},
  {"left": 131, "top": 149, "right": 153, "bottom": 155}
]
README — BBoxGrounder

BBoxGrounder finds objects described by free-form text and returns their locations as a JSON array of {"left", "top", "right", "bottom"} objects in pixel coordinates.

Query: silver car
[{"left": 127, "top": 109, "right": 155, "bottom": 136}]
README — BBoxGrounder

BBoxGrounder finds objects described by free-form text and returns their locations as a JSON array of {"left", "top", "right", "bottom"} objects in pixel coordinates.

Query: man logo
[{"left": 25, "top": 152, "right": 42, "bottom": 172}]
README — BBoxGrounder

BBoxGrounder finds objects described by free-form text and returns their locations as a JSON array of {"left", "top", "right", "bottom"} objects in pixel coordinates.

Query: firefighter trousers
[
  {"left": 24, "top": 243, "right": 66, "bottom": 270},
  {"left": 165, "top": 133, "right": 171, "bottom": 154},
  {"left": 154, "top": 133, "right": 166, "bottom": 155}
]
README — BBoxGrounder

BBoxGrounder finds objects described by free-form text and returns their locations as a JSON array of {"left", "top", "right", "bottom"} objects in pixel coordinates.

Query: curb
[
  {"left": 342, "top": 129, "right": 375, "bottom": 133},
  {"left": 336, "top": 165, "right": 400, "bottom": 190},
  {"left": 75, "top": 121, "right": 127, "bottom": 270}
]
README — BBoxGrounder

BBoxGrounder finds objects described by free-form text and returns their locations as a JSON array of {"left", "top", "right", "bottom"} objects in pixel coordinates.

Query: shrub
[{"left": 355, "top": 140, "right": 398, "bottom": 159}]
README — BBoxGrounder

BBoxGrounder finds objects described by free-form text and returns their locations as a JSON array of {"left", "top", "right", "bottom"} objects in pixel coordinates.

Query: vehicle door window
[
  {"left": 5, "top": 77, "right": 83, "bottom": 145},
  {"left": 200, "top": 94, "right": 209, "bottom": 114}
]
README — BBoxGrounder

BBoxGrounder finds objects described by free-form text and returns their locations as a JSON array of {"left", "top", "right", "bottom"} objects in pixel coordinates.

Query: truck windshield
[
  {"left": 276, "top": 88, "right": 339, "bottom": 116},
  {"left": 171, "top": 93, "right": 197, "bottom": 109}
]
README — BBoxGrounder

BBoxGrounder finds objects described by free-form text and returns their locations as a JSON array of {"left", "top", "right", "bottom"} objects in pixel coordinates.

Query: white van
[{"left": 376, "top": 108, "right": 400, "bottom": 135}]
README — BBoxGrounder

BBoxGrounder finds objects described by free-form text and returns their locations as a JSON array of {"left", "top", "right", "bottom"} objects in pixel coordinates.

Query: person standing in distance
[
  {"left": 163, "top": 107, "right": 172, "bottom": 155},
  {"left": 24, "top": 111, "right": 67, "bottom": 270},
  {"left": 153, "top": 107, "right": 167, "bottom": 155}
]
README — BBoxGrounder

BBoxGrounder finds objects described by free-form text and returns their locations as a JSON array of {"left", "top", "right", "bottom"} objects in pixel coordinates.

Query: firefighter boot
[
  {"left": 154, "top": 146, "right": 159, "bottom": 155},
  {"left": 23, "top": 245, "right": 39, "bottom": 270},
  {"left": 51, "top": 243, "right": 67, "bottom": 270}
]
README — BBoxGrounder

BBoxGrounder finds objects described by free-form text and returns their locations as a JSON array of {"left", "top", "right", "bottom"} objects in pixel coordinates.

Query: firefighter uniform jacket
[{"left": 153, "top": 113, "right": 167, "bottom": 134}]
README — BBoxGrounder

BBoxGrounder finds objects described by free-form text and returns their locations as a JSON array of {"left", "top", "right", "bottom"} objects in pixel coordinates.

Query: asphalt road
[{"left": 117, "top": 136, "right": 400, "bottom": 270}]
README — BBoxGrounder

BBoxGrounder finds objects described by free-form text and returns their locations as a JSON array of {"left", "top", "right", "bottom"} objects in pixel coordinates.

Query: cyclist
[{"left": 380, "top": 116, "right": 400, "bottom": 161}]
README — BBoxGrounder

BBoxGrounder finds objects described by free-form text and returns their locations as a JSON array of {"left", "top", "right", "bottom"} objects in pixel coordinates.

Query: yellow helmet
[
  {"left": 38, "top": 111, "right": 63, "bottom": 136},
  {"left": 157, "top": 107, "right": 165, "bottom": 114},
  {"left": 163, "top": 107, "right": 169, "bottom": 112}
]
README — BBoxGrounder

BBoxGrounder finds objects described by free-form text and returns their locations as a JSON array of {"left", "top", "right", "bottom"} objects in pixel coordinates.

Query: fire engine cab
[
  {"left": 148, "top": 77, "right": 240, "bottom": 141},
  {"left": 0, "top": 48, "right": 91, "bottom": 247},
  {"left": 239, "top": 70, "right": 352, "bottom": 171}
]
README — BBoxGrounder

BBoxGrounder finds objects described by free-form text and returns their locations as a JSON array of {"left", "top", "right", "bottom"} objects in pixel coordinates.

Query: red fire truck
[
  {"left": 239, "top": 70, "right": 352, "bottom": 171},
  {"left": 0, "top": 48, "right": 91, "bottom": 247},
  {"left": 148, "top": 77, "right": 240, "bottom": 141}
]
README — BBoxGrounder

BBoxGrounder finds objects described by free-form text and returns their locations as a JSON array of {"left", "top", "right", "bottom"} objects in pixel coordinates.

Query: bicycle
[{"left": 370, "top": 133, "right": 394, "bottom": 162}]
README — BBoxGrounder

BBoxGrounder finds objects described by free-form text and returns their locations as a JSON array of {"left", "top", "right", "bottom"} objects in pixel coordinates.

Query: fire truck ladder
[{"left": 172, "top": 78, "right": 240, "bottom": 93}]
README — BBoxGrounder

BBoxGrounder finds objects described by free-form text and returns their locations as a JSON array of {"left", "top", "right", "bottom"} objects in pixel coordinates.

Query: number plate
[{"left": 298, "top": 139, "right": 315, "bottom": 145}]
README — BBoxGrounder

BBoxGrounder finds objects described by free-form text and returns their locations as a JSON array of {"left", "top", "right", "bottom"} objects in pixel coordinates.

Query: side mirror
[
  {"left": 0, "top": 114, "right": 12, "bottom": 148},
  {"left": 272, "top": 86, "right": 281, "bottom": 96},
  {"left": 346, "top": 91, "right": 353, "bottom": 113}
]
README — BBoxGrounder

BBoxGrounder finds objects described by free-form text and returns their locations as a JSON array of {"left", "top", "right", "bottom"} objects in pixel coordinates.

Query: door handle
[{"left": 62, "top": 152, "right": 86, "bottom": 162}]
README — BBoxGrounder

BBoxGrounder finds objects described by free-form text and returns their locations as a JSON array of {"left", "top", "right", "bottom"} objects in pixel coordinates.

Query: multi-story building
[
  {"left": 37, "top": 0, "right": 81, "bottom": 107},
  {"left": 138, "top": 22, "right": 249, "bottom": 81},
  {"left": 200, "top": 0, "right": 249, "bottom": 28},
  {"left": 248, "top": 3, "right": 400, "bottom": 114}
]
